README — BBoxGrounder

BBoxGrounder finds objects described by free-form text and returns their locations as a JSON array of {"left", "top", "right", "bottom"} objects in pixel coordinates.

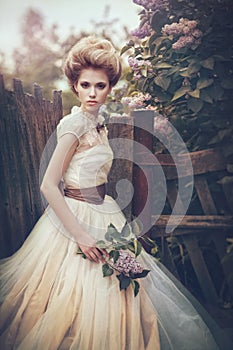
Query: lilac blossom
[
  {"left": 131, "top": 22, "right": 152, "bottom": 39},
  {"left": 162, "top": 18, "right": 202, "bottom": 49},
  {"left": 128, "top": 57, "right": 153, "bottom": 80},
  {"left": 111, "top": 251, "right": 144, "bottom": 275},
  {"left": 154, "top": 115, "right": 173, "bottom": 135},
  {"left": 133, "top": 0, "right": 169, "bottom": 12},
  {"left": 121, "top": 92, "right": 152, "bottom": 109}
]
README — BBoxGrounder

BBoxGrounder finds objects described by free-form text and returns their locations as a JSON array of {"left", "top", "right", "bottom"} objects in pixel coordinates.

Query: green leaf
[
  {"left": 117, "top": 273, "right": 131, "bottom": 290},
  {"left": 121, "top": 222, "right": 131, "bottom": 238},
  {"left": 130, "top": 218, "right": 143, "bottom": 237},
  {"left": 221, "top": 78, "right": 233, "bottom": 89},
  {"left": 134, "top": 239, "right": 142, "bottom": 257},
  {"left": 131, "top": 280, "right": 140, "bottom": 297},
  {"left": 217, "top": 176, "right": 233, "bottom": 185},
  {"left": 187, "top": 61, "right": 201, "bottom": 75},
  {"left": 151, "top": 246, "right": 158, "bottom": 255},
  {"left": 120, "top": 45, "right": 133, "bottom": 56},
  {"left": 154, "top": 63, "right": 173, "bottom": 69},
  {"left": 171, "top": 86, "right": 190, "bottom": 101},
  {"left": 227, "top": 164, "right": 233, "bottom": 173},
  {"left": 96, "top": 240, "right": 107, "bottom": 249},
  {"left": 196, "top": 78, "right": 214, "bottom": 90},
  {"left": 201, "top": 57, "right": 215, "bottom": 70},
  {"left": 208, "top": 134, "right": 220, "bottom": 145},
  {"left": 102, "top": 263, "right": 114, "bottom": 277},
  {"left": 154, "top": 75, "right": 171, "bottom": 91},
  {"left": 200, "top": 90, "right": 213, "bottom": 103},
  {"left": 151, "top": 10, "right": 168, "bottom": 32},
  {"left": 188, "top": 89, "right": 200, "bottom": 98},
  {"left": 130, "top": 269, "right": 150, "bottom": 279},
  {"left": 76, "top": 246, "right": 87, "bottom": 259},
  {"left": 187, "top": 98, "right": 204, "bottom": 113},
  {"left": 105, "top": 224, "right": 120, "bottom": 242},
  {"left": 208, "top": 84, "right": 224, "bottom": 101},
  {"left": 179, "top": 68, "right": 189, "bottom": 77},
  {"left": 109, "top": 250, "right": 120, "bottom": 263},
  {"left": 218, "top": 129, "right": 232, "bottom": 141},
  {"left": 127, "top": 242, "right": 136, "bottom": 254}
]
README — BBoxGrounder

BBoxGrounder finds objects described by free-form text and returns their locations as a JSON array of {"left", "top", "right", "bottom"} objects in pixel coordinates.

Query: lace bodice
[{"left": 57, "top": 106, "right": 113, "bottom": 189}]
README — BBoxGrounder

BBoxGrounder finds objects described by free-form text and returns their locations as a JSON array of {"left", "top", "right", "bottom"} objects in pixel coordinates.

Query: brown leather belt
[{"left": 64, "top": 184, "right": 106, "bottom": 205}]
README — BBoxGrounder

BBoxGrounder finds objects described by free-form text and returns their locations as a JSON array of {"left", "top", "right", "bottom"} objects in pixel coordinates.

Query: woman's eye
[
  {"left": 97, "top": 83, "right": 106, "bottom": 89},
  {"left": 80, "top": 82, "right": 89, "bottom": 88}
]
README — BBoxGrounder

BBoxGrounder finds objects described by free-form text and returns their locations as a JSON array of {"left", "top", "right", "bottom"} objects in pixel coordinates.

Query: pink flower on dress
[{"left": 111, "top": 250, "right": 144, "bottom": 276}]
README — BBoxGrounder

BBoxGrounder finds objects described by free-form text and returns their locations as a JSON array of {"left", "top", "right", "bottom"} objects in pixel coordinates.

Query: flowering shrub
[{"left": 121, "top": 0, "right": 233, "bottom": 166}]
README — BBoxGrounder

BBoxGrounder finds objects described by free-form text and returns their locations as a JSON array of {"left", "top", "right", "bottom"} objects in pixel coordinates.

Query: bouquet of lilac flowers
[
  {"left": 106, "top": 249, "right": 150, "bottom": 297},
  {"left": 77, "top": 220, "right": 156, "bottom": 297}
]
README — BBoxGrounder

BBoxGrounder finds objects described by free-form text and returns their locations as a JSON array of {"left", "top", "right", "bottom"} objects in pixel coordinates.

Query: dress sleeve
[{"left": 56, "top": 108, "right": 92, "bottom": 141}]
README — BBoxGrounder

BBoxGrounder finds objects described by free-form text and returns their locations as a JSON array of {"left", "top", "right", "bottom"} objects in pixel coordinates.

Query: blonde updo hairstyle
[{"left": 64, "top": 36, "right": 122, "bottom": 95}]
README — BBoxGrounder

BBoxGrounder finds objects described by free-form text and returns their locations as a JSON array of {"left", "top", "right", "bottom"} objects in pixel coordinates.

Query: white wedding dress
[{"left": 0, "top": 107, "right": 231, "bottom": 350}]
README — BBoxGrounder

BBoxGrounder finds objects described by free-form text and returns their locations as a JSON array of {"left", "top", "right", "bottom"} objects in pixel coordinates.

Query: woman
[{"left": 0, "top": 36, "right": 230, "bottom": 350}]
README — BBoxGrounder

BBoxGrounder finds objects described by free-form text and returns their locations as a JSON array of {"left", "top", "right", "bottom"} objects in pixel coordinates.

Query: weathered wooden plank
[
  {"left": 166, "top": 180, "right": 186, "bottom": 214},
  {"left": 152, "top": 214, "right": 233, "bottom": 229},
  {"left": 182, "top": 235, "right": 219, "bottom": 304},
  {"left": 135, "top": 149, "right": 226, "bottom": 180},
  {"left": 0, "top": 74, "right": 6, "bottom": 106},
  {"left": 194, "top": 175, "right": 218, "bottom": 214}
]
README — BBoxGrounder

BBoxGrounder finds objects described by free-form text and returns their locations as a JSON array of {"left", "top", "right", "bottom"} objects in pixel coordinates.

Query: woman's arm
[{"left": 40, "top": 133, "right": 106, "bottom": 263}]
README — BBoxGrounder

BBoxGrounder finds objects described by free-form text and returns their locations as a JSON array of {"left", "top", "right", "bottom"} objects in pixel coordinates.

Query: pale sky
[{"left": 0, "top": 0, "right": 140, "bottom": 60}]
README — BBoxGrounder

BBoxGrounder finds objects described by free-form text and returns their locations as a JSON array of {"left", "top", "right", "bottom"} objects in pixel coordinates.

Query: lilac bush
[{"left": 120, "top": 0, "right": 233, "bottom": 156}]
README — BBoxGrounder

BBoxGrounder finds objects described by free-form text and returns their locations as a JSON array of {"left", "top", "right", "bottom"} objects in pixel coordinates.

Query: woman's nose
[{"left": 89, "top": 86, "right": 96, "bottom": 97}]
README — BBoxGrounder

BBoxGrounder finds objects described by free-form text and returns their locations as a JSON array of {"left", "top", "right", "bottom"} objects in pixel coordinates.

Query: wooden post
[
  {"left": 107, "top": 116, "right": 134, "bottom": 220},
  {"left": 131, "top": 109, "right": 154, "bottom": 236}
]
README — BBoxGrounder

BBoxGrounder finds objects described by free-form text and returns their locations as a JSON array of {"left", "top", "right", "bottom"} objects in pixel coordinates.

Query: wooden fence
[
  {"left": 132, "top": 110, "right": 233, "bottom": 311},
  {"left": 0, "top": 75, "right": 62, "bottom": 257},
  {"left": 0, "top": 76, "right": 233, "bottom": 321}
]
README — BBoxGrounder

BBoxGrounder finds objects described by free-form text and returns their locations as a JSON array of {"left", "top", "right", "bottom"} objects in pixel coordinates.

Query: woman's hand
[{"left": 78, "top": 242, "right": 108, "bottom": 263}]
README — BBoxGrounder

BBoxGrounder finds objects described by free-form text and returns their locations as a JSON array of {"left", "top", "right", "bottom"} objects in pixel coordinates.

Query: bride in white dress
[{"left": 0, "top": 35, "right": 231, "bottom": 350}]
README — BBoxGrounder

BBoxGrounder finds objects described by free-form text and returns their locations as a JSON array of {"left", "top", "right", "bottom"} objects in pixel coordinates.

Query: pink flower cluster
[
  {"left": 112, "top": 251, "right": 144, "bottom": 275},
  {"left": 154, "top": 115, "right": 173, "bottom": 135},
  {"left": 128, "top": 57, "right": 153, "bottom": 80},
  {"left": 122, "top": 92, "right": 152, "bottom": 109},
  {"left": 133, "top": 0, "right": 169, "bottom": 12},
  {"left": 131, "top": 22, "right": 152, "bottom": 39},
  {"left": 162, "top": 18, "right": 202, "bottom": 49}
]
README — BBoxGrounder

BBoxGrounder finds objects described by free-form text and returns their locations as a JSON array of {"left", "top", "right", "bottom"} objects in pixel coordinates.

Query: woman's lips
[{"left": 87, "top": 101, "right": 98, "bottom": 106}]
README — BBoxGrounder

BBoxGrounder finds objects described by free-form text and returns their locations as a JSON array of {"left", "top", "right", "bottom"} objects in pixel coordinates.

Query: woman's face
[{"left": 75, "top": 67, "right": 111, "bottom": 116}]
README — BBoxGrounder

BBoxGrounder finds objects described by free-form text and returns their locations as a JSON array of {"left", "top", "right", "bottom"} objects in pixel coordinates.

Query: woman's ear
[{"left": 73, "top": 83, "right": 79, "bottom": 96}]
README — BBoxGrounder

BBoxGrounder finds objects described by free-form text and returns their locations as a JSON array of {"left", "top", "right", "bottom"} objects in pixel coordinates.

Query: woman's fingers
[
  {"left": 79, "top": 245, "right": 107, "bottom": 263},
  {"left": 97, "top": 247, "right": 109, "bottom": 260}
]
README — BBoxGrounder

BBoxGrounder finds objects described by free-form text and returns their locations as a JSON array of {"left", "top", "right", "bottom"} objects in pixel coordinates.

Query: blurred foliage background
[{"left": 0, "top": 5, "right": 131, "bottom": 115}]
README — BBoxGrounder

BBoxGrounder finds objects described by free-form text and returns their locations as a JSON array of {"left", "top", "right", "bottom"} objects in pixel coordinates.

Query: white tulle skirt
[{"left": 0, "top": 195, "right": 231, "bottom": 349}]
